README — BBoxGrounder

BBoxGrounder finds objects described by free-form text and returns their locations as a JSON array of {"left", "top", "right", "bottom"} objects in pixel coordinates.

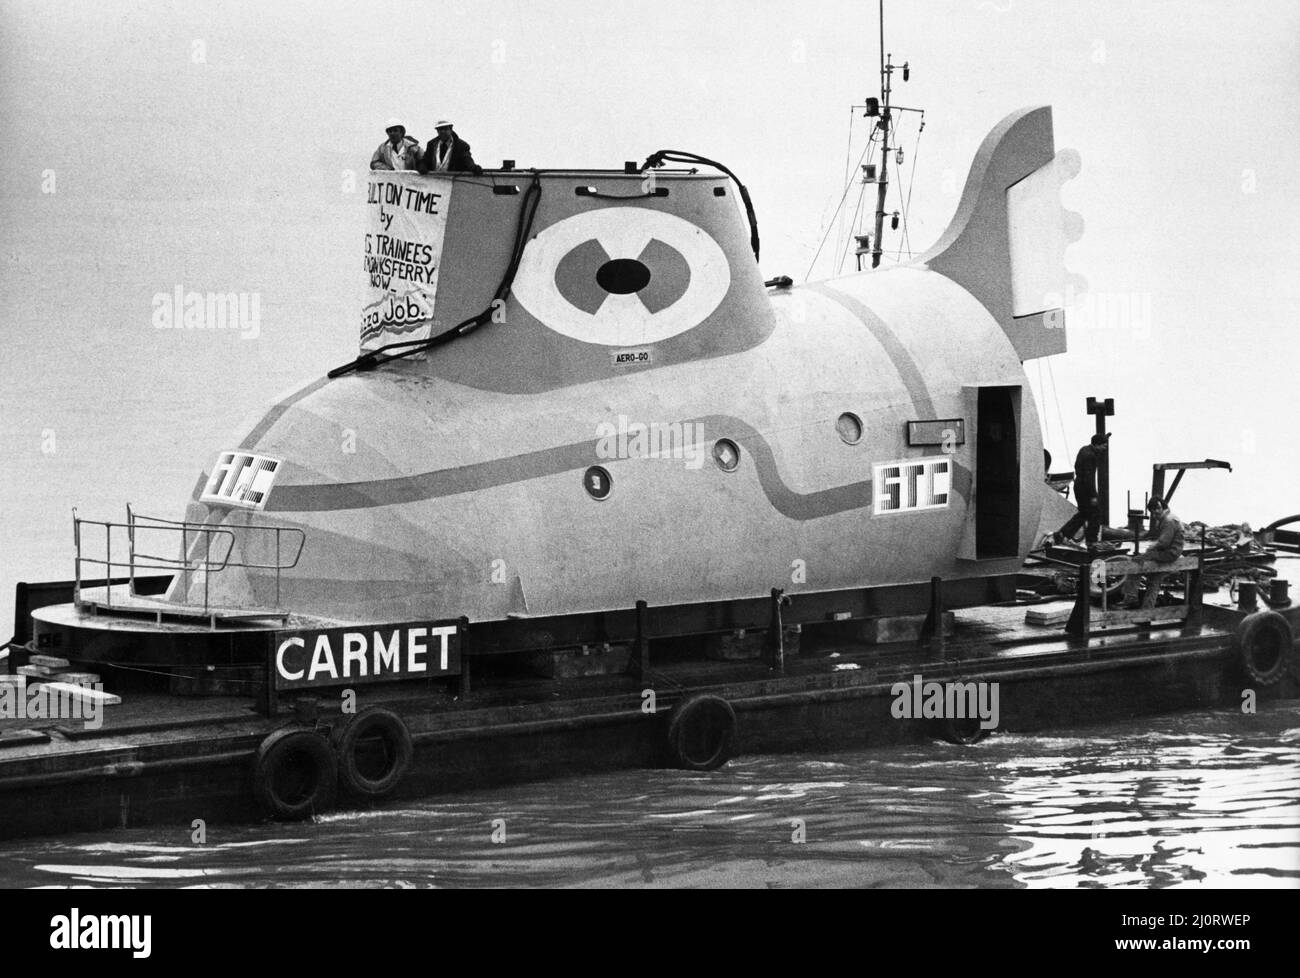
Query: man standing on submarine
[
  {"left": 370, "top": 117, "right": 422, "bottom": 171},
  {"left": 420, "top": 119, "right": 482, "bottom": 174},
  {"left": 1051, "top": 433, "right": 1110, "bottom": 549}
]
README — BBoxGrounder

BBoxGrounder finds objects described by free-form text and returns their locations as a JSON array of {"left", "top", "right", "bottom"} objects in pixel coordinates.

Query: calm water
[{"left": 2, "top": 703, "right": 1296, "bottom": 889}]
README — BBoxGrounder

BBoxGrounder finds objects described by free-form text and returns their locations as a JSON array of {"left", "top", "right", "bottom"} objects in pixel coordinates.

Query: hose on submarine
[
  {"left": 328, "top": 171, "right": 544, "bottom": 378},
  {"left": 639, "top": 150, "right": 760, "bottom": 262}
]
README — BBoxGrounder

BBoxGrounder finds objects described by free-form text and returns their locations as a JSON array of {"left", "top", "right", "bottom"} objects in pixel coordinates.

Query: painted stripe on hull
[
  {"left": 804, "top": 283, "right": 937, "bottom": 418},
  {"left": 269, "top": 438, "right": 598, "bottom": 512},
  {"left": 247, "top": 375, "right": 334, "bottom": 449},
  {"left": 267, "top": 413, "right": 971, "bottom": 520}
]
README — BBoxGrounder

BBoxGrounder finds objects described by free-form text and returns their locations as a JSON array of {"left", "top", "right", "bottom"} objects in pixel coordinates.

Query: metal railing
[{"left": 73, "top": 504, "right": 306, "bottom": 616}]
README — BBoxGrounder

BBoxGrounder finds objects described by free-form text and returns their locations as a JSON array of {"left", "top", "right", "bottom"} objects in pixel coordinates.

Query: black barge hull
[{"left": 2, "top": 601, "right": 1296, "bottom": 842}]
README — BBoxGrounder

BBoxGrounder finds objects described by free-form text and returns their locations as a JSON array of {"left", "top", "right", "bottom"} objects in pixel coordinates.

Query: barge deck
[{"left": 3, "top": 556, "right": 1297, "bottom": 841}]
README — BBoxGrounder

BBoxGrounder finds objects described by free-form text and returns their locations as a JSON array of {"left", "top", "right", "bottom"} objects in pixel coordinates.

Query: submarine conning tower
[
  {"left": 371, "top": 168, "right": 778, "bottom": 395},
  {"left": 364, "top": 105, "right": 1080, "bottom": 399}
]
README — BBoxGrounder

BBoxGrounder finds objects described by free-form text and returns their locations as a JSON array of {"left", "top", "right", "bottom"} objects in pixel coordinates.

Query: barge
[
  {"left": 3, "top": 101, "right": 1297, "bottom": 841},
  {"left": 2, "top": 553, "right": 1298, "bottom": 840}
]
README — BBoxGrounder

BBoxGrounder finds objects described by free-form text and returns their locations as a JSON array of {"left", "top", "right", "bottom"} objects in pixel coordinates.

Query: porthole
[
  {"left": 836, "top": 412, "right": 863, "bottom": 445},
  {"left": 713, "top": 439, "right": 740, "bottom": 472},
  {"left": 584, "top": 466, "right": 612, "bottom": 500}
]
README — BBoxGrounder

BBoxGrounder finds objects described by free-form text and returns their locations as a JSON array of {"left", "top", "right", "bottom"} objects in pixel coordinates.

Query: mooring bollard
[
  {"left": 919, "top": 575, "right": 946, "bottom": 654},
  {"left": 769, "top": 588, "right": 786, "bottom": 675},
  {"left": 1270, "top": 579, "right": 1290, "bottom": 606},
  {"left": 635, "top": 599, "right": 649, "bottom": 677},
  {"left": 1065, "top": 560, "right": 1092, "bottom": 641},
  {"left": 1236, "top": 580, "right": 1258, "bottom": 612}
]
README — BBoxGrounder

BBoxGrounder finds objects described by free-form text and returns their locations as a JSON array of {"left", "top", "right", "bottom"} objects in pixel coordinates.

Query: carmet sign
[{"left": 271, "top": 622, "right": 461, "bottom": 691}]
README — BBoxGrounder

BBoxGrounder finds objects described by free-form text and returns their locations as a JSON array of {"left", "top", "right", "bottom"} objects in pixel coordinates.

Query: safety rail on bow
[{"left": 73, "top": 504, "right": 306, "bottom": 619}]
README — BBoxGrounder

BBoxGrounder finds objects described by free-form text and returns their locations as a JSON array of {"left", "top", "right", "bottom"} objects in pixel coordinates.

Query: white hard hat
[
  {"left": 434, "top": 119, "right": 454, "bottom": 129},
  {"left": 384, "top": 117, "right": 405, "bottom": 132}
]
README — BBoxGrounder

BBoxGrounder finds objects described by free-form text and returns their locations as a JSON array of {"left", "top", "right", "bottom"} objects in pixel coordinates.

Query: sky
[{"left": 1, "top": 0, "right": 1299, "bottom": 606}]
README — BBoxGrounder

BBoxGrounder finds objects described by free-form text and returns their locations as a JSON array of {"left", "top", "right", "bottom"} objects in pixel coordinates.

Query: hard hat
[
  {"left": 434, "top": 119, "right": 454, "bottom": 129},
  {"left": 384, "top": 117, "right": 405, "bottom": 132}
]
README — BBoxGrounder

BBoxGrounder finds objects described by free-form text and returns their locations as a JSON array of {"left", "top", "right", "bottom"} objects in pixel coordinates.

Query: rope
[
  {"left": 327, "top": 170, "right": 544, "bottom": 377},
  {"left": 836, "top": 179, "right": 870, "bottom": 274},
  {"left": 840, "top": 106, "right": 856, "bottom": 267},
  {"left": 805, "top": 134, "right": 876, "bottom": 281},
  {"left": 641, "top": 150, "right": 760, "bottom": 260},
  {"left": 1045, "top": 355, "right": 1070, "bottom": 459},
  {"left": 98, "top": 660, "right": 265, "bottom": 686},
  {"left": 895, "top": 116, "right": 924, "bottom": 260},
  {"left": 1035, "top": 360, "right": 1052, "bottom": 448}
]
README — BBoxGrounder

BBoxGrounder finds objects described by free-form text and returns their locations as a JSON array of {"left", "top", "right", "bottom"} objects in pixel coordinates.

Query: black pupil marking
[{"left": 596, "top": 259, "right": 652, "bottom": 294}]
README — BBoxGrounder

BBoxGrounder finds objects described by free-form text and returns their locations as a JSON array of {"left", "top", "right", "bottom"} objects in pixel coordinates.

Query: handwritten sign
[{"left": 361, "top": 173, "right": 455, "bottom": 352}]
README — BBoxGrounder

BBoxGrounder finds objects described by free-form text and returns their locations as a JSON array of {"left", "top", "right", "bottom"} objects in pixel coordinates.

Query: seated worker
[
  {"left": 370, "top": 118, "right": 422, "bottom": 171},
  {"left": 1121, "top": 496, "right": 1185, "bottom": 609},
  {"left": 421, "top": 119, "right": 482, "bottom": 174}
]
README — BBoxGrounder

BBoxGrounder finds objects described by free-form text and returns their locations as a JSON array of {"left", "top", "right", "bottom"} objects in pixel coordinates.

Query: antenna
[
  {"left": 857, "top": 0, "right": 922, "bottom": 270},
  {"left": 823, "top": 2, "right": 925, "bottom": 278},
  {"left": 872, "top": 0, "right": 890, "bottom": 269}
]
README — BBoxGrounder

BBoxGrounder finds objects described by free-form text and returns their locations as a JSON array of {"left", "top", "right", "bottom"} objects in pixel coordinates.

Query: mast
[
  {"left": 841, "top": 2, "right": 921, "bottom": 274},
  {"left": 871, "top": 0, "right": 890, "bottom": 269},
  {"left": 857, "top": 0, "right": 917, "bottom": 270}
]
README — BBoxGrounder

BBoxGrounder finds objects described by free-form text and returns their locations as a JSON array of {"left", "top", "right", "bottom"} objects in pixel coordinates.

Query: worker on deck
[
  {"left": 421, "top": 119, "right": 482, "bottom": 174},
  {"left": 1050, "top": 433, "right": 1109, "bottom": 548},
  {"left": 370, "top": 118, "right": 421, "bottom": 171},
  {"left": 1121, "top": 497, "right": 1185, "bottom": 609}
]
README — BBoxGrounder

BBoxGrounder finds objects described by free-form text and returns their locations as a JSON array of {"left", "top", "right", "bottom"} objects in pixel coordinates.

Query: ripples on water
[{"left": 4, "top": 703, "right": 1297, "bottom": 889}]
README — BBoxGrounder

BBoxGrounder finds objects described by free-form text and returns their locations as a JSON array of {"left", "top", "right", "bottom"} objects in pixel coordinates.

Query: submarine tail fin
[{"left": 918, "top": 105, "right": 1084, "bottom": 361}]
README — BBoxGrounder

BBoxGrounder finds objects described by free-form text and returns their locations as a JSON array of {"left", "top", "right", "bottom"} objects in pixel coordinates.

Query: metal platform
[
  {"left": 71, "top": 505, "right": 305, "bottom": 627},
  {"left": 75, "top": 584, "right": 290, "bottom": 629}
]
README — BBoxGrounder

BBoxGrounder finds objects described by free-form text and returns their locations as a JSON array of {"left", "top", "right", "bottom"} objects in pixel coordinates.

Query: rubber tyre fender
[
  {"left": 666, "top": 694, "right": 736, "bottom": 771},
  {"left": 1234, "top": 610, "right": 1293, "bottom": 687},
  {"left": 932, "top": 715, "right": 991, "bottom": 746},
  {"left": 332, "top": 708, "right": 413, "bottom": 798},
  {"left": 252, "top": 729, "right": 338, "bottom": 820}
]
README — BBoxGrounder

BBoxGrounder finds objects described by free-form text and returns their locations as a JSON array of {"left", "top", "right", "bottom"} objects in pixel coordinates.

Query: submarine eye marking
[
  {"left": 512, "top": 207, "right": 730, "bottom": 346},
  {"left": 595, "top": 258, "right": 652, "bottom": 295}
]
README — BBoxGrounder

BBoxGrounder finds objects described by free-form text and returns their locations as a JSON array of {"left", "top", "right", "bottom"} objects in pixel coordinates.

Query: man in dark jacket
[
  {"left": 421, "top": 120, "right": 482, "bottom": 174},
  {"left": 1052, "top": 433, "right": 1109, "bottom": 546}
]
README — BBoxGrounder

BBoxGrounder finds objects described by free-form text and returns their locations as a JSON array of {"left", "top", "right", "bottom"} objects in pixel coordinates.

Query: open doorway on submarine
[{"left": 976, "top": 386, "right": 1021, "bottom": 559}]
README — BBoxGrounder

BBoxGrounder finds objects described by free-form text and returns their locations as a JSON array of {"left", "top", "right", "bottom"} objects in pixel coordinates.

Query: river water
[{"left": 2, "top": 702, "right": 1296, "bottom": 889}]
